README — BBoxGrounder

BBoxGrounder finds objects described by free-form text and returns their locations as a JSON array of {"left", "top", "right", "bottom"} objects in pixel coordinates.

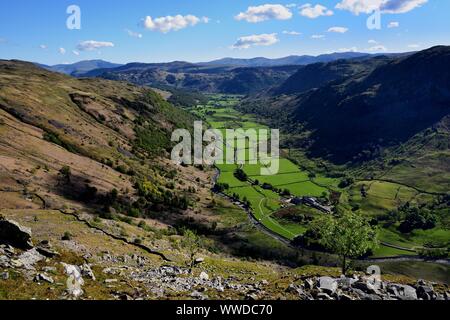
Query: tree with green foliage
[
  {"left": 181, "top": 229, "right": 203, "bottom": 272},
  {"left": 214, "top": 182, "right": 229, "bottom": 193},
  {"left": 398, "top": 206, "right": 437, "bottom": 233},
  {"left": 338, "top": 177, "right": 354, "bottom": 188},
  {"left": 234, "top": 168, "right": 248, "bottom": 182},
  {"left": 312, "top": 212, "right": 378, "bottom": 275}
]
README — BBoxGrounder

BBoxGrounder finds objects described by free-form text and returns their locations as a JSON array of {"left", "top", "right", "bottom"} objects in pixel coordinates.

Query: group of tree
[
  {"left": 214, "top": 182, "right": 230, "bottom": 193},
  {"left": 398, "top": 206, "right": 437, "bottom": 233},
  {"left": 379, "top": 204, "right": 438, "bottom": 233},
  {"left": 234, "top": 168, "right": 248, "bottom": 182},
  {"left": 338, "top": 176, "right": 354, "bottom": 189}
]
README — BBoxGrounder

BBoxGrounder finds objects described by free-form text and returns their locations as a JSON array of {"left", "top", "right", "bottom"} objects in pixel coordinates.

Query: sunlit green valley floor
[{"left": 188, "top": 94, "right": 449, "bottom": 258}]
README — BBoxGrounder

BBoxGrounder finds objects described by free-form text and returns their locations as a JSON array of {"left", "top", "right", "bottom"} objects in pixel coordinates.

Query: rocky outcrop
[
  {"left": 36, "top": 240, "right": 60, "bottom": 258},
  {"left": 0, "top": 216, "right": 33, "bottom": 249},
  {"left": 285, "top": 275, "right": 448, "bottom": 301},
  {"left": 61, "top": 263, "right": 85, "bottom": 298}
]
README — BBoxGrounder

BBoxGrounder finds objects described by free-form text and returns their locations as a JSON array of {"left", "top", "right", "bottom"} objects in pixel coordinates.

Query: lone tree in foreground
[
  {"left": 313, "top": 211, "right": 378, "bottom": 275},
  {"left": 181, "top": 229, "right": 203, "bottom": 272}
]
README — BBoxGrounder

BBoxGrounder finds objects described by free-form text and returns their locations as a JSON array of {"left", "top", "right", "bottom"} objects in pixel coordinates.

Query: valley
[
  {"left": 188, "top": 94, "right": 449, "bottom": 260},
  {"left": 0, "top": 47, "right": 449, "bottom": 301},
  {"left": 1, "top": 0, "right": 450, "bottom": 304}
]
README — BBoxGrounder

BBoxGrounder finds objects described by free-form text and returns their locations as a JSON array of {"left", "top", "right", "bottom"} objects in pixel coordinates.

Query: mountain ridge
[
  {"left": 38, "top": 59, "right": 123, "bottom": 77},
  {"left": 239, "top": 46, "right": 450, "bottom": 169}
]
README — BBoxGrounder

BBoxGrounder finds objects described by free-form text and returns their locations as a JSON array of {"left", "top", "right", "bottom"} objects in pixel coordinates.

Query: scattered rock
[
  {"left": 212, "top": 277, "right": 224, "bottom": 292},
  {"left": 389, "top": 284, "right": 417, "bottom": 301},
  {"left": 105, "top": 279, "right": 118, "bottom": 284},
  {"left": 353, "top": 280, "right": 378, "bottom": 294},
  {"left": 80, "top": 263, "right": 96, "bottom": 281},
  {"left": 10, "top": 259, "right": 23, "bottom": 268},
  {"left": 337, "top": 276, "right": 358, "bottom": 288},
  {"left": 245, "top": 293, "right": 259, "bottom": 300},
  {"left": 304, "top": 278, "right": 314, "bottom": 290},
  {"left": 36, "top": 241, "right": 59, "bottom": 258},
  {"left": 286, "top": 283, "right": 304, "bottom": 296},
  {"left": 42, "top": 266, "right": 57, "bottom": 273},
  {"left": 119, "top": 294, "right": 133, "bottom": 301},
  {"left": 318, "top": 277, "right": 338, "bottom": 295},
  {"left": 61, "top": 263, "right": 84, "bottom": 298},
  {"left": 416, "top": 285, "right": 434, "bottom": 300},
  {"left": 2, "top": 245, "right": 15, "bottom": 255},
  {"left": 316, "top": 292, "right": 333, "bottom": 300},
  {"left": 0, "top": 271, "right": 9, "bottom": 280},
  {"left": 194, "top": 257, "right": 205, "bottom": 265},
  {"left": 199, "top": 271, "right": 209, "bottom": 281},
  {"left": 0, "top": 255, "right": 10, "bottom": 268},
  {"left": 34, "top": 273, "right": 54, "bottom": 284},
  {"left": 17, "top": 248, "right": 45, "bottom": 270},
  {"left": 260, "top": 279, "right": 269, "bottom": 286},
  {"left": 0, "top": 216, "right": 33, "bottom": 249},
  {"left": 351, "top": 288, "right": 368, "bottom": 299},
  {"left": 337, "top": 293, "right": 354, "bottom": 301},
  {"left": 191, "top": 291, "right": 207, "bottom": 300}
]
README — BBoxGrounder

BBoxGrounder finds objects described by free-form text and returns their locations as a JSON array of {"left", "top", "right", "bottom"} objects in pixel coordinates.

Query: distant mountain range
[
  {"left": 34, "top": 52, "right": 407, "bottom": 95},
  {"left": 36, "top": 52, "right": 406, "bottom": 82},
  {"left": 201, "top": 52, "right": 373, "bottom": 67},
  {"left": 78, "top": 63, "right": 301, "bottom": 95},
  {"left": 37, "top": 60, "right": 123, "bottom": 77}
]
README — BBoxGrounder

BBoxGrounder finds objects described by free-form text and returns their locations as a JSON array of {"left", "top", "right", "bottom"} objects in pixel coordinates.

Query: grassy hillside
[
  {"left": 0, "top": 61, "right": 343, "bottom": 280},
  {"left": 0, "top": 59, "right": 198, "bottom": 217}
]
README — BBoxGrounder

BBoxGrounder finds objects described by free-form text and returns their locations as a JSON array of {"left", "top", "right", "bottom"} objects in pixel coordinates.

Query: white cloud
[
  {"left": 143, "top": 15, "right": 207, "bottom": 33},
  {"left": 388, "top": 21, "right": 400, "bottom": 28},
  {"left": 408, "top": 43, "right": 420, "bottom": 48},
  {"left": 126, "top": 29, "right": 143, "bottom": 38},
  {"left": 381, "top": 0, "right": 428, "bottom": 13},
  {"left": 72, "top": 50, "right": 80, "bottom": 56},
  {"left": 368, "top": 45, "right": 388, "bottom": 52},
  {"left": 311, "top": 34, "right": 325, "bottom": 39},
  {"left": 368, "top": 39, "right": 378, "bottom": 44},
  {"left": 235, "top": 4, "right": 293, "bottom": 23},
  {"left": 39, "top": 44, "right": 47, "bottom": 49},
  {"left": 286, "top": 3, "right": 298, "bottom": 8},
  {"left": 232, "top": 33, "right": 279, "bottom": 49},
  {"left": 335, "top": 0, "right": 383, "bottom": 14},
  {"left": 59, "top": 47, "right": 66, "bottom": 55},
  {"left": 328, "top": 26, "right": 349, "bottom": 33},
  {"left": 338, "top": 47, "right": 358, "bottom": 52},
  {"left": 76, "top": 40, "right": 114, "bottom": 51},
  {"left": 282, "top": 30, "right": 301, "bottom": 35},
  {"left": 300, "top": 4, "right": 334, "bottom": 18},
  {"left": 335, "top": 0, "right": 427, "bottom": 15}
]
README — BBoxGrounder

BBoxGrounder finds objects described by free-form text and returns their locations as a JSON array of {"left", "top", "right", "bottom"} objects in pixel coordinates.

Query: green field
[
  {"left": 190, "top": 95, "right": 341, "bottom": 240},
  {"left": 189, "top": 94, "right": 449, "bottom": 255}
]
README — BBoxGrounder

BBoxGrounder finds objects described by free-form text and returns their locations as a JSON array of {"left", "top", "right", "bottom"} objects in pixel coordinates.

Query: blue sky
[{"left": 0, "top": 0, "right": 448, "bottom": 65}]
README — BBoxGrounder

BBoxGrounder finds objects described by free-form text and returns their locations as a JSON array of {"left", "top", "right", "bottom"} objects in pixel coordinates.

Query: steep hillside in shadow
[{"left": 291, "top": 46, "right": 450, "bottom": 163}]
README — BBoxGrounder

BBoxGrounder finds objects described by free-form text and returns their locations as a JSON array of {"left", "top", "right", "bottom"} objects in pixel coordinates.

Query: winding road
[{"left": 212, "top": 168, "right": 450, "bottom": 266}]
